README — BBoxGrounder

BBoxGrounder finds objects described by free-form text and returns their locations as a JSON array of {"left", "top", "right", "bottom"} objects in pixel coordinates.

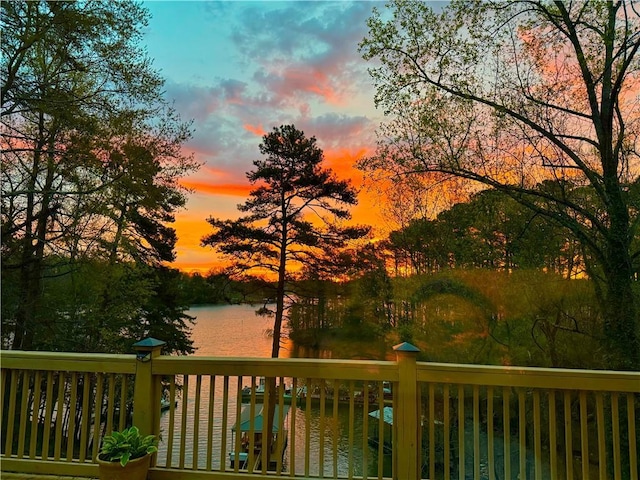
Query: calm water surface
[
  {"left": 157, "top": 304, "right": 386, "bottom": 476},
  {"left": 189, "top": 304, "right": 286, "bottom": 357}
]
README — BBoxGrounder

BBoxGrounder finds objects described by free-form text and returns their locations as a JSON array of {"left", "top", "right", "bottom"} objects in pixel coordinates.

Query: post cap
[
  {"left": 393, "top": 342, "right": 420, "bottom": 353},
  {"left": 132, "top": 337, "right": 166, "bottom": 351}
]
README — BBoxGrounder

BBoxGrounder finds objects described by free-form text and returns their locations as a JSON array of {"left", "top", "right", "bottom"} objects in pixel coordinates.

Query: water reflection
[{"left": 188, "top": 304, "right": 283, "bottom": 358}]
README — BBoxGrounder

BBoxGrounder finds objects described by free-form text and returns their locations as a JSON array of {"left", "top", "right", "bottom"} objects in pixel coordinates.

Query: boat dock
[{"left": 229, "top": 404, "right": 290, "bottom": 471}]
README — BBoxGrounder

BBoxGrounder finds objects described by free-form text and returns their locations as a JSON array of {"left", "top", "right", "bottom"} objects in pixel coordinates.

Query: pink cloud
[
  {"left": 200, "top": 165, "right": 230, "bottom": 176},
  {"left": 284, "top": 67, "right": 343, "bottom": 105},
  {"left": 254, "top": 65, "right": 345, "bottom": 106}
]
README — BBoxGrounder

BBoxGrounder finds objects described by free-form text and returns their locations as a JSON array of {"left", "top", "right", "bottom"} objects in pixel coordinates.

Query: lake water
[
  {"left": 189, "top": 304, "right": 285, "bottom": 358},
  {"left": 156, "top": 304, "right": 389, "bottom": 477}
]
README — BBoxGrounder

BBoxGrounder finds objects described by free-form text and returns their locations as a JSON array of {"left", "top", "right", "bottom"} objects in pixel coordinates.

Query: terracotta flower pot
[{"left": 96, "top": 454, "right": 151, "bottom": 480}]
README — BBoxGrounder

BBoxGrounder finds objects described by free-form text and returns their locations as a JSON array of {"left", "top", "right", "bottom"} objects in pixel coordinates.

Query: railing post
[
  {"left": 132, "top": 338, "right": 166, "bottom": 435},
  {"left": 394, "top": 342, "right": 420, "bottom": 480}
]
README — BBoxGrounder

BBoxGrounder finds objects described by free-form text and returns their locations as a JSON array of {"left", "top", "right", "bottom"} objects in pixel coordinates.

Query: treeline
[
  {"left": 178, "top": 270, "right": 275, "bottom": 305},
  {"left": 1, "top": 259, "right": 194, "bottom": 354},
  {"left": 386, "top": 186, "right": 591, "bottom": 278},
  {"left": 0, "top": 259, "right": 278, "bottom": 353}
]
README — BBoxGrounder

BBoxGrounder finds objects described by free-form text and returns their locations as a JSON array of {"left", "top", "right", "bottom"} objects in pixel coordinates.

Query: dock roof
[
  {"left": 232, "top": 404, "right": 290, "bottom": 433},
  {"left": 368, "top": 406, "right": 393, "bottom": 425}
]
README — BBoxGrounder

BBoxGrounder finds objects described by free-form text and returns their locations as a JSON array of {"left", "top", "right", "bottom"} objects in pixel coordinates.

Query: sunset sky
[{"left": 142, "top": 1, "right": 392, "bottom": 272}]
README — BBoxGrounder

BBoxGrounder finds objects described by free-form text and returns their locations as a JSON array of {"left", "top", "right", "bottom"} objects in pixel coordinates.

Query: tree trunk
[
  {"left": 600, "top": 126, "right": 638, "bottom": 369},
  {"left": 271, "top": 265, "right": 286, "bottom": 359},
  {"left": 12, "top": 116, "right": 51, "bottom": 350},
  {"left": 602, "top": 251, "right": 639, "bottom": 370}
]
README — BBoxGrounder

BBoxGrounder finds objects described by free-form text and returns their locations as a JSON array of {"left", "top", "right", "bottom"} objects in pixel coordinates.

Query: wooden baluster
[
  {"left": 29, "top": 371, "right": 42, "bottom": 459},
  {"left": 487, "top": 386, "right": 495, "bottom": 480},
  {"left": 458, "top": 384, "right": 465, "bottom": 480},
  {"left": 503, "top": 387, "right": 511, "bottom": 480},
  {"left": 580, "top": 390, "right": 589, "bottom": 479},
  {"left": 290, "top": 377, "right": 298, "bottom": 477},
  {"left": 564, "top": 390, "right": 573, "bottom": 480},
  {"left": 627, "top": 393, "right": 637, "bottom": 480},
  {"left": 42, "top": 371, "right": 54, "bottom": 461},
  {"left": 219, "top": 376, "right": 229, "bottom": 472},
  {"left": 333, "top": 379, "right": 341, "bottom": 478},
  {"left": 17, "top": 370, "right": 30, "bottom": 459},
  {"left": 444, "top": 384, "right": 450, "bottom": 480},
  {"left": 473, "top": 385, "right": 480, "bottom": 480},
  {"left": 533, "top": 390, "right": 542, "bottom": 480},
  {"left": 91, "top": 373, "right": 104, "bottom": 461},
  {"left": 166, "top": 376, "right": 176, "bottom": 468},
  {"left": 549, "top": 390, "right": 557, "bottom": 480},
  {"left": 78, "top": 372, "right": 90, "bottom": 462},
  {"left": 193, "top": 374, "right": 202, "bottom": 469},
  {"left": 518, "top": 389, "right": 526, "bottom": 480},
  {"left": 179, "top": 374, "right": 189, "bottom": 469},
  {"left": 206, "top": 375, "right": 215, "bottom": 471},
  {"left": 429, "top": 383, "right": 436, "bottom": 480},
  {"left": 611, "top": 392, "right": 621, "bottom": 480},
  {"left": 319, "top": 379, "right": 325, "bottom": 477},
  {"left": 348, "top": 379, "right": 355, "bottom": 479}
]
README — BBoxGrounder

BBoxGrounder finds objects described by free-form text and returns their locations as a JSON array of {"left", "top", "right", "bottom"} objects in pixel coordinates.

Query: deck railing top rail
[
  {"left": 1, "top": 350, "right": 136, "bottom": 374},
  {"left": 4, "top": 349, "right": 637, "bottom": 391},
  {"left": 416, "top": 361, "right": 640, "bottom": 392},
  {"left": 152, "top": 355, "right": 399, "bottom": 381}
]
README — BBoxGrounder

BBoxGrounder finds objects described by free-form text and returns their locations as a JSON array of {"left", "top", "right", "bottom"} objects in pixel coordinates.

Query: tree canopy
[
  {"left": 360, "top": 0, "right": 640, "bottom": 369},
  {"left": 1, "top": 1, "right": 198, "bottom": 353}
]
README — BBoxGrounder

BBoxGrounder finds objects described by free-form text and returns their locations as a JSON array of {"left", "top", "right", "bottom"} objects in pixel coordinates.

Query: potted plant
[{"left": 96, "top": 426, "right": 158, "bottom": 480}]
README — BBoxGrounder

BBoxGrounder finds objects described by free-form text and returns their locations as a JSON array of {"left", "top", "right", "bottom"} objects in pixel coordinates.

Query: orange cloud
[
  {"left": 180, "top": 180, "right": 252, "bottom": 197},
  {"left": 323, "top": 146, "right": 373, "bottom": 181},
  {"left": 319, "top": 146, "right": 384, "bottom": 231},
  {"left": 303, "top": 71, "right": 342, "bottom": 105},
  {"left": 244, "top": 123, "right": 266, "bottom": 136},
  {"left": 198, "top": 165, "right": 231, "bottom": 177}
]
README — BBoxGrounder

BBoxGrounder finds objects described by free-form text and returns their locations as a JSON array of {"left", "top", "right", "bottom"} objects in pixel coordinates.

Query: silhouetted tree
[
  {"left": 1, "top": 1, "right": 196, "bottom": 350},
  {"left": 202, "top": 124, "right": 369, "bottom": 358}
]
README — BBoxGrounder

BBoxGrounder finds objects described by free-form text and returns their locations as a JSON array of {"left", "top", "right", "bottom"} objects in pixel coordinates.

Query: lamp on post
[{"left": 132, "top": 337, "right": 166, "bottom": 362}]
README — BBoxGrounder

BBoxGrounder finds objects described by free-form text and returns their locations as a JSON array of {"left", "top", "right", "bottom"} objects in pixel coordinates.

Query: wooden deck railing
[{"left": 1, "top": 339, "right": 639, "bottom": 480}]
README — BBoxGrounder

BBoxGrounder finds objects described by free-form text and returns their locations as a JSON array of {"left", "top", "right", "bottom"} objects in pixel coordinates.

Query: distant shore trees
[
  {"left": 288, "top": 268, "right": 603, "bottom": 368},
  {"left": 385, "top": 187, "right": 581, "bottom": 277}
]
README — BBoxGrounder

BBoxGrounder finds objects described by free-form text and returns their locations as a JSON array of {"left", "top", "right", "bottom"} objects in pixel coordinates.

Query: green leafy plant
[{"left": 99, "top": 426, "right": 158, "bottom": 466}]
